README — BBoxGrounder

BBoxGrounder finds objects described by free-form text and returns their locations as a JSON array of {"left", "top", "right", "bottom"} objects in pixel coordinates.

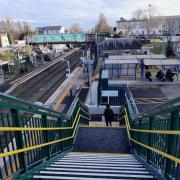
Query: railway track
[{"left": 10, "top": 50, "right": 82, "bottom": 103}]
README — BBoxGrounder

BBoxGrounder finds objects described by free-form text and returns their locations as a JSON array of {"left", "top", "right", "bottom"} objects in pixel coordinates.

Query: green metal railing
[
  {"left": 31, "top": 33, "right": 108, "bottom": 44},
  {"left": 0, "top": 93, "right": 90, "bottom": 180},
  {"left": 119, "top": 95, "right": 180, "bottom": 180}
]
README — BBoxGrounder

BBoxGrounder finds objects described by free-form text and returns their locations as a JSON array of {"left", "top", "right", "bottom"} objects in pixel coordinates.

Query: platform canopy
[
  {"left": 108, "top": 54, "right": 166, "bottom": 60},
  {"left": 99, "top": 38, "right": 142, "bottom": 50},
  {"left": 144, "top": 59, "right": 180, "bottom": 66},
  {"left": 105, "top": 59, "right": 138, "bottom": 64}
]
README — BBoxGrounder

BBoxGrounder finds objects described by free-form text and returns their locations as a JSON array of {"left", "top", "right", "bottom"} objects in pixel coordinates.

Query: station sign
[{"left": 102, "top": 90, "right": 118, "bottom": 97}]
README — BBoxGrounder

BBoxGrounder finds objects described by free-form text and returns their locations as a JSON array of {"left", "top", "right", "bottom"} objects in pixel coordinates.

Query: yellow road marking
[
  {"left": 134, "top": 100, "right": 143, "bottom": 104},
  {"left": 134, "top": 98, "right": 166, "bottom": 104},
  {"left": 134, "top": 97, "right": 167, "bottom": 100}
]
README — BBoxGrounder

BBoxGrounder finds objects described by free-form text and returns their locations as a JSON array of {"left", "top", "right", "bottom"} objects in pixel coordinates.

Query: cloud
[{"left": 0, "top": 0, "right": 180, "bottom": 29}]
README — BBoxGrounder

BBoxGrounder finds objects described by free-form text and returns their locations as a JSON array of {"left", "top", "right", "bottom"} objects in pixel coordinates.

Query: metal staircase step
[
  {"left": 61, "top": 156, "right": 136, "bottom": 160},
  {"left": 33, "top": 153, "right": 154, "bottom": 179},
  {"left": 67, "top": 153, "right": 133, "bottom": 157},
  {"left": 33, "top": 175, "right": 137, "bottom": 180},
  {"left": 57, "top": 159, "right": 142, "bottom": 165},
  {"left": 54, "top": 161, "right": 144, "bottom": 167},
  {"left": 45, "top": 167, "right": 150, "bottom": 174},
  {"left": 37, "top": 171, "right": 154, "bottom": 179},
  {"left": 60, "top": 157, "right": 139, "bottom": 162},
  {"left": 50, "top": 164, "right": 147, "bottom": 170}
]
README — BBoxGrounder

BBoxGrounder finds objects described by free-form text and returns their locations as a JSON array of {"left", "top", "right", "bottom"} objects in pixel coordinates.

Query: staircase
[
  {"left": 32, "top": 44, "right": 52, "bottom": 61},
  {"left": 33, "top": 152, "right": 154, "bottom": 179},
  {"left": 32, "top": 126, "right": 155, "bottom": 179}
]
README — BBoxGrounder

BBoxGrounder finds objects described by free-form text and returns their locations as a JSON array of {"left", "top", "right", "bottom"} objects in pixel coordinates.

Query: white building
[
  {"left": 35, "top": 26, "right": 65, "bottom": 34},
  {"left": 0, "top": 32, "right": 10, "bottom": 47},
  {"left": 116, "top": 16, "right": 180, "bottom": 36}
]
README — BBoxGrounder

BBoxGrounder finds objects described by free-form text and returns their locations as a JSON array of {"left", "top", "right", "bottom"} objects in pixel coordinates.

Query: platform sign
[
  {"left": 102, "top": 90, "right": 118, "bottom": 97},
  {"left": 173, "top": 41, "right": 180, "bottom": 57}
]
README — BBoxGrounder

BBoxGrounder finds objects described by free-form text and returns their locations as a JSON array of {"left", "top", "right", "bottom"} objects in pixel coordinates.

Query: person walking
[{"left": 103, "top": 104, "right": 114, "bottom": 127}]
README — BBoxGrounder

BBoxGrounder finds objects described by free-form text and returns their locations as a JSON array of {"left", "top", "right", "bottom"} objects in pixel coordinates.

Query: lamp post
[
  {"left": 149, "top": 4, "right": 152, "bottom": 36},
  {"left": 60, "top": 59, "right": 72, "bottom": 97}
]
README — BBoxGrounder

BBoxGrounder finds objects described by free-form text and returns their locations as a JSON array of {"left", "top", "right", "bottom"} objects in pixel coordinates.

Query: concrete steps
[{"left": 33, "top": 153, "right": 155, "bottom": 179}]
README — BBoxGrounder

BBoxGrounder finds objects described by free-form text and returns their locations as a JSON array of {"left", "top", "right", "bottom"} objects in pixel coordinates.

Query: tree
[
  {"left": 132, "top": 5, "right": 161, "bottom": 35},
  {"left": 0, "top": 18, "right": 33, "bottom": 43},
  {"left": 93, "top": 13, "right": 113, "bottom": 34},
  {"left": 132, "top": 8, "right": 145, "bottom": 20},
  {"left": 1, "top": 18, "right": 16, "bottom": 44},
  {"left": 166, "top": 40, "right": 175, "bottom": 57},
  {"left": 69, "top": 23, "right": 83, "bottom": 33}
]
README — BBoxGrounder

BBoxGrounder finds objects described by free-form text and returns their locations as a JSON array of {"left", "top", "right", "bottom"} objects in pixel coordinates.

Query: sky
[{"left": 0, "top": 0, "right": 180, "bottom": 30}]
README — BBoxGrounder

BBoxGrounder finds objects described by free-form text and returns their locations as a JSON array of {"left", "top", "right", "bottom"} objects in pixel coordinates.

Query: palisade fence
[{"left": 0, "top": 93, "right": 90, "bottom": 179}]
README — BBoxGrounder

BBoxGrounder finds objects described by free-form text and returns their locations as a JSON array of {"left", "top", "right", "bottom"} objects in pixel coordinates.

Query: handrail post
[
  {"left": 42, "top": 114, "right": 50, "bottom": 158},
  {"left": 147, "top": 116, "right": 154, "bottom": 162},
  {"left": 165, "top": 110, "right": 179, "bottom": 178},
  {"left": 137, "top": 118, "right": 142, "bottom": 155},
  {"left": 11, "top": 109, "right": 27, "bottom": 171}
]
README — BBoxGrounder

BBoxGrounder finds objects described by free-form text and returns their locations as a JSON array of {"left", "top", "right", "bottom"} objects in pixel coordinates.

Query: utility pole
[
  {"left": 67, "top": 60, "right": 72, "bottom": 97},
  {"left": 149, "top": 4, "right": 152, "bottom": 36},
  {"left": 86, "top": 35, "right": 93, "bottom": 105}
]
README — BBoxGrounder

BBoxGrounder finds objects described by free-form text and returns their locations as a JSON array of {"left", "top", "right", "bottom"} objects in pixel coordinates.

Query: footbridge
[
  {"left": 30, "top": 33, "right": 108, "bottom": 44},
  {"left": 0, "top": 90, "right": 179, "bottom": 179}
]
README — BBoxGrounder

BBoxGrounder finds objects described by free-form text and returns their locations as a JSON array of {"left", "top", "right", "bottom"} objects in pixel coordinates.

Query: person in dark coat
[{"left": 103, "top": 104, "right": 114, "bottom": 127}]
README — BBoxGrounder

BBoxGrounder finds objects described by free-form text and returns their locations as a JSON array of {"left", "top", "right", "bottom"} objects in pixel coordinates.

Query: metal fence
[
  {"left": 119, "top": 94, "right": 180, "bottom": 180},
  {"left": 0, "top": 93, "right": 90, "bottom": 179}
]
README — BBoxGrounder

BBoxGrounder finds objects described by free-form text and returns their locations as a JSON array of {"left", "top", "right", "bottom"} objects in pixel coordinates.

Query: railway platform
[{"left": 5, "top": 48, "right": 81, "bottom": 95}]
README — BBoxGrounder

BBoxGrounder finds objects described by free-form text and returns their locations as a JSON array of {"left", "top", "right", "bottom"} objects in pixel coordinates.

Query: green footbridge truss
[{"left": 0, "top": 91, "right": 179, "bottom": 179}]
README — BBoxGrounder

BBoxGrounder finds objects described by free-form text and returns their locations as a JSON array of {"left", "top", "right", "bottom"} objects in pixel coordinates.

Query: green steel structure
[
  {"left": 0, "top": 93, "right": 90, "bottom": 179},
  {"left": 31, "top": 33, "right": 109, "bottom": 44},
  {"left": 119, "top": 93, "right": 180, "bottom": 180},
  {"left": 32, "top": 34, "right": 86, "bottom": 44},
  {"left": 0, "top": 89, "right": 180, "bottom": 179}
]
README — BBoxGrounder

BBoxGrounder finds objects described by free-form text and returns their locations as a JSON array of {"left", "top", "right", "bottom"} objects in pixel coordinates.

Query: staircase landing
[{"left": 73, "top": 127, "right": 130, "bottom": 153}]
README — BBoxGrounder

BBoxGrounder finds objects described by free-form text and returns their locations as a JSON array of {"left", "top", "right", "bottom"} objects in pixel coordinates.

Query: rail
[
  {"left": 0, "top": 93, "right": 90, "bottom": 179},
  {"left": 119, "top": 95, "right": 180, "bottom": 180}
]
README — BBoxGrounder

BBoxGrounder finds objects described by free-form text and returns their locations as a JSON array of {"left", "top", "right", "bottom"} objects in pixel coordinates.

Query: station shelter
[
  {"left": 99, "top": 38, "right": 142, "bottom": 79},
  {"left": 143, "top": 59, "right": 180, "bottom": 80},
  {"left": 104, "top": 59, "right": 138, "bottom": 79}
]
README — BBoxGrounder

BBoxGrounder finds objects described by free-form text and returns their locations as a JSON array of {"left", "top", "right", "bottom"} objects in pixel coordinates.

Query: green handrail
[
  {"left": 119, "top": 94, "right": 180, "bottom": 180},
  {"left": 0, "top": 93, "right": 90, "bottom": 180}
]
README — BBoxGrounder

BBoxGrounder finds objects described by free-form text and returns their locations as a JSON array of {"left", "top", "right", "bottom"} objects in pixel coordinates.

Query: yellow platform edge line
[{"left": 54, "top": 68, "right": 83, "bottom": 110}]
